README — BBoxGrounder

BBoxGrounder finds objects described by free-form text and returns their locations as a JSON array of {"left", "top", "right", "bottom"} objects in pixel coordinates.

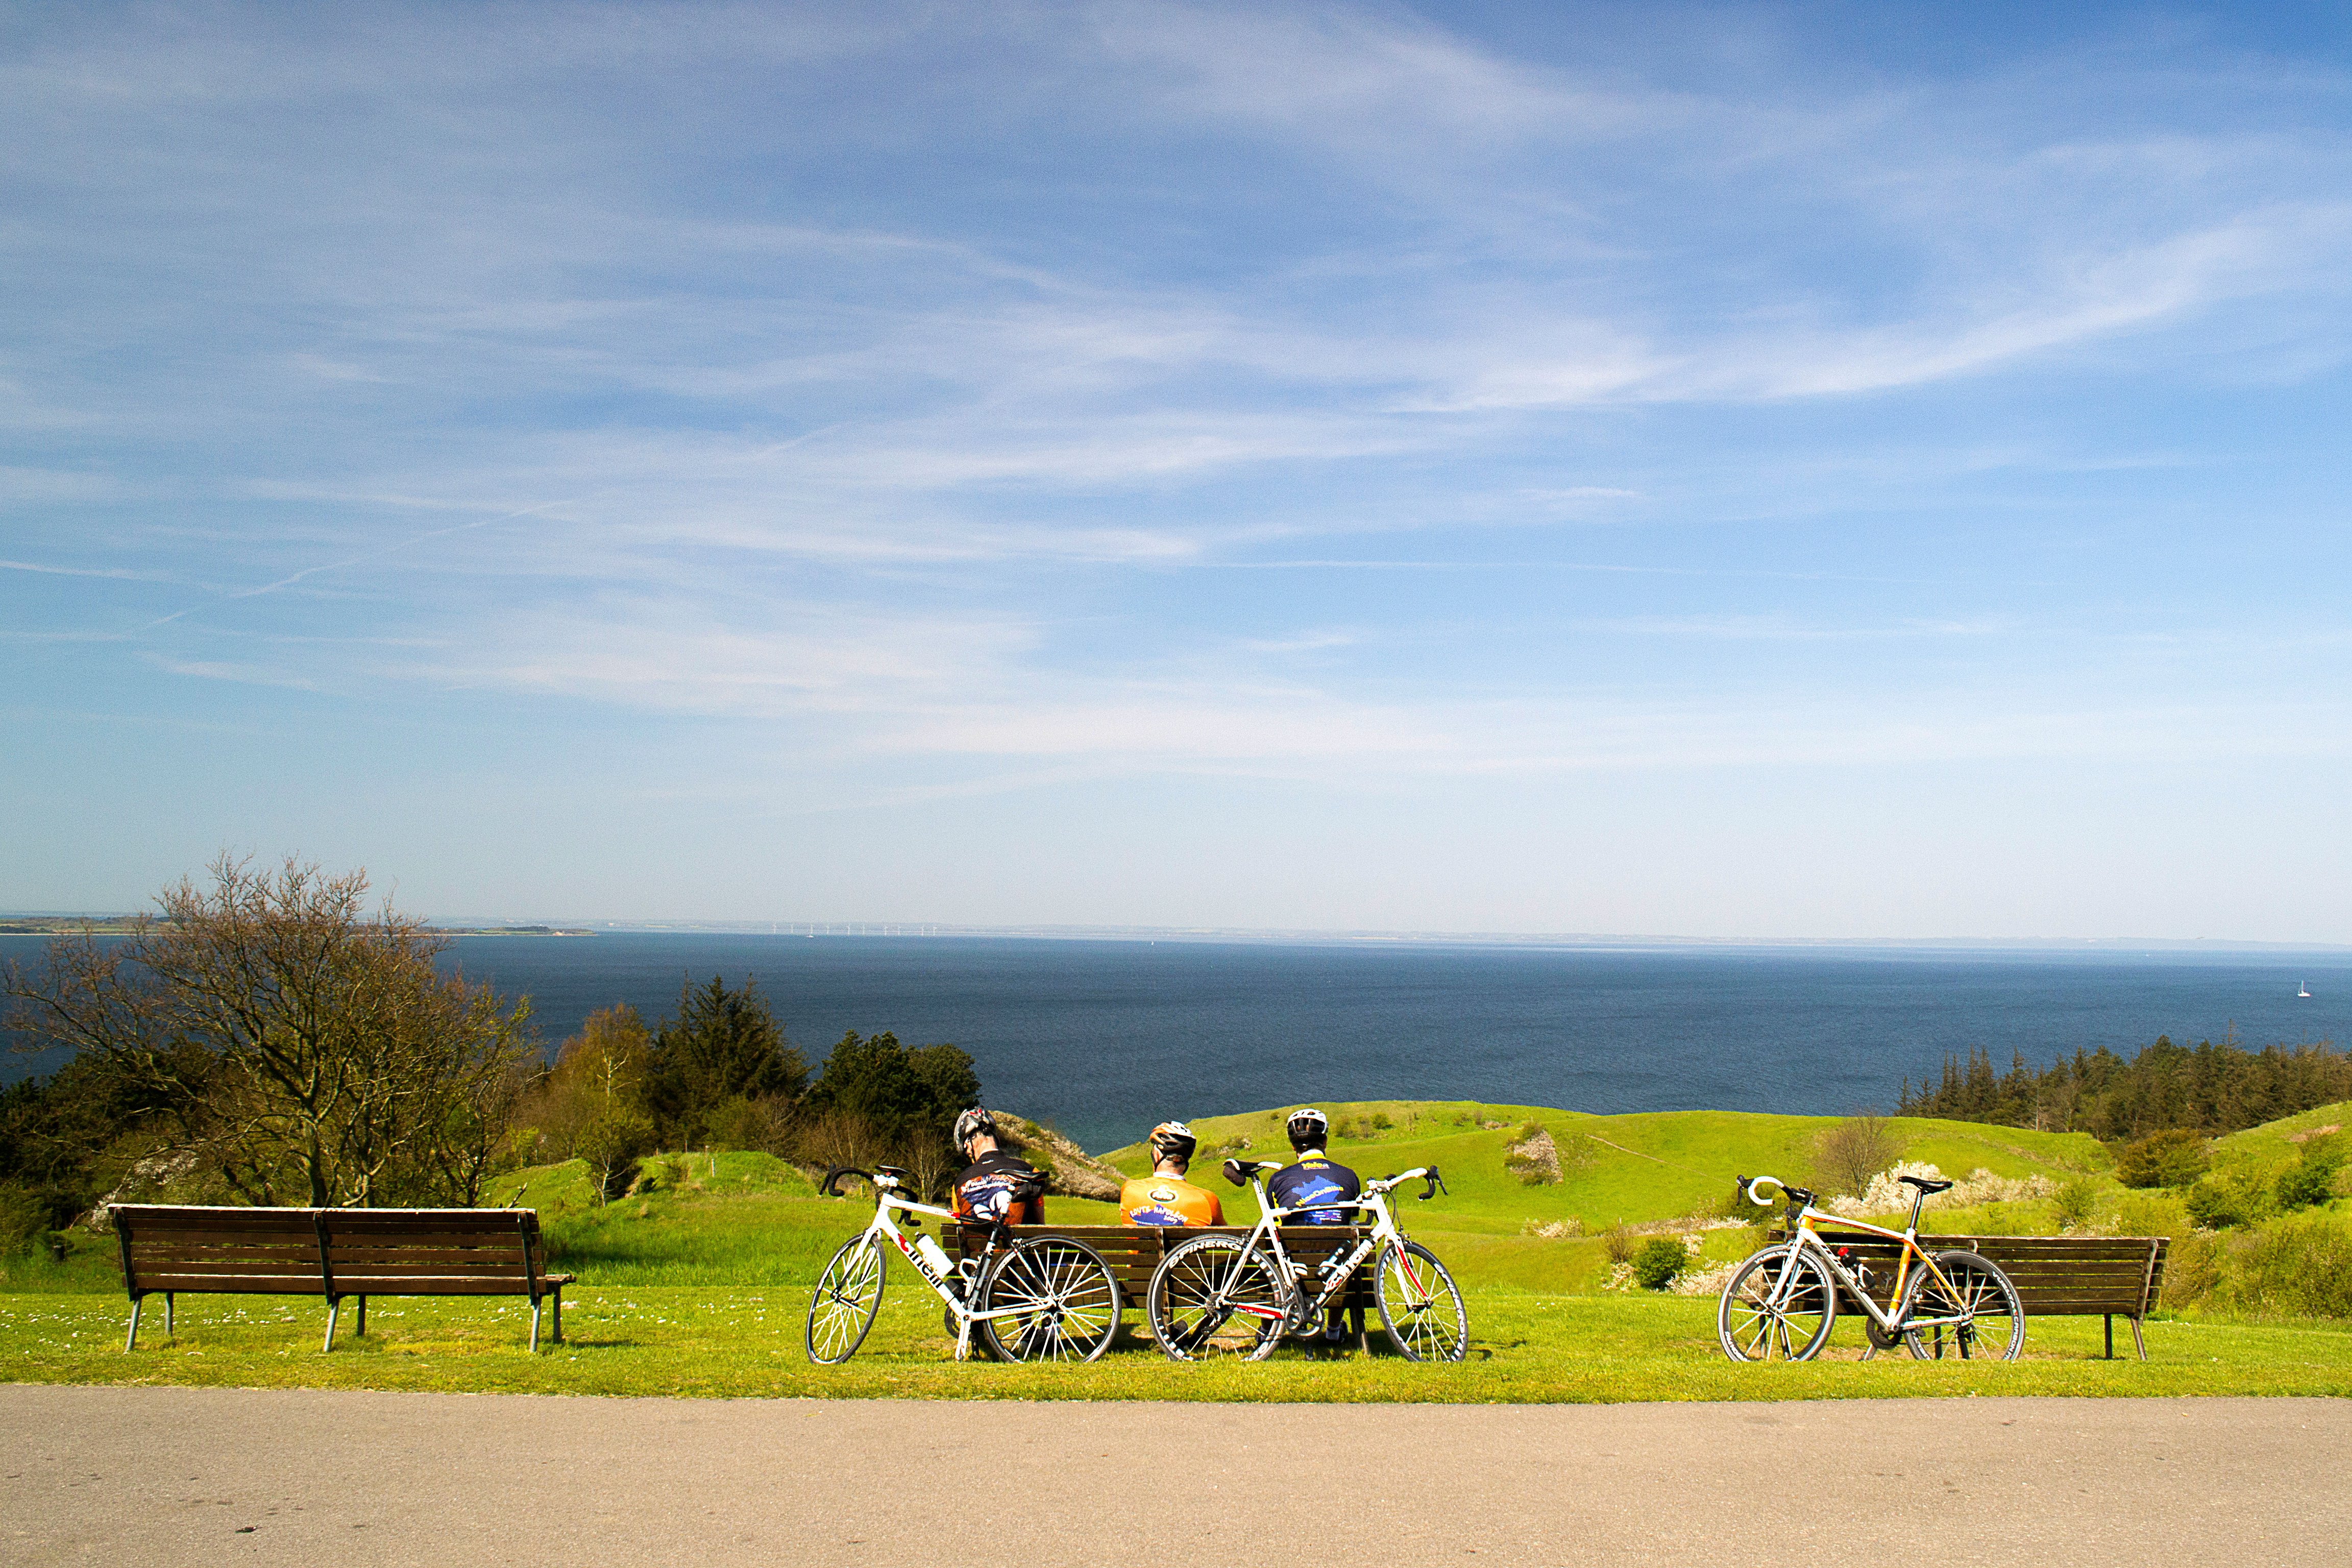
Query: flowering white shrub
[
  {"left": 1826, "top": 1161, "right": 2057, "bottom": 1218},
  {"left": 1670, "top": 1258, "right": 1741, "bottom": 1296}
]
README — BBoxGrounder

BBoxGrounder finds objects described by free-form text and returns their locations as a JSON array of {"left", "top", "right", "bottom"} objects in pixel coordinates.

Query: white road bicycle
[
  {"left": 1719, "top": 1173, "right": 2026, "bottom": 1363},
  {"left": 1144, "top": 1160, "right": 1468, "bottom": 1363},
  {"left": 806, "top": 1165, "right": 1122, "bottom": 1364}
]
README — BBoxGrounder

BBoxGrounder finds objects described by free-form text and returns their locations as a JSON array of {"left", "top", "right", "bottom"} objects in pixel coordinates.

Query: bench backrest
[
  {"left": 952, "top": 1222, "right": 1376, "bottom": 1309},
  {"left": 1795, "top": 1230, "right": 2168, "bottom": 1316},
  {"left": 111, "top": 1205, "right": 552, "bottom": 1300}
]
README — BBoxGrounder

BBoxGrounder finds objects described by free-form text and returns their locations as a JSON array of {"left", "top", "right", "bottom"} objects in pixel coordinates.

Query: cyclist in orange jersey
[{"left": 1119, "top": 1121, "right": 1223, "bottom": 1226}]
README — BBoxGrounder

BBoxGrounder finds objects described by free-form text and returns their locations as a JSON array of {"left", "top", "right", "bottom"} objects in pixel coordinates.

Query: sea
[{"left": 6, "top": 934, "right": 2346, "bottom": 1153}]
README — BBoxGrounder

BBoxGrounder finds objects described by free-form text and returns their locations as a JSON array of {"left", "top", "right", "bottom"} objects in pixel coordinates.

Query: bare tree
[
  {"left": 1816, "top": 1113, "right": 1902, "bottom": 1197},
  {"left": 4, "top": 855, "right": 532, "bottom": 1207}
]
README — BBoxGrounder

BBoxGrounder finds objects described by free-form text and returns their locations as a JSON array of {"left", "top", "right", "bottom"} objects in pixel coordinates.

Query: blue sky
[{"left": 4, "top": 2, "right": 2349, "bottom": 939}]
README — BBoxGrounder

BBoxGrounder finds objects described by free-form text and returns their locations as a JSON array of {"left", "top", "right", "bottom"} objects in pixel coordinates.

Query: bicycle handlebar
[
  {"left": 1736, "top": 1174, "right": 1782, "bottom": 1207},
  {"left": 820, "top": 1167, "right": 872, "bottom": 1197},
  {"left": 1369, "top": 1166, "right": 1446, "bottom": 1201}
]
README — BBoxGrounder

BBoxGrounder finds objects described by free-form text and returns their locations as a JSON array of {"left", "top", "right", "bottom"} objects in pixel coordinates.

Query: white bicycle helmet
[
  {"left": 1286, "top": 1107, "right": 1329, "bottom": 1152},
  {"left": 953, "top": 1108, "right": 996, "bottom": 1148}
]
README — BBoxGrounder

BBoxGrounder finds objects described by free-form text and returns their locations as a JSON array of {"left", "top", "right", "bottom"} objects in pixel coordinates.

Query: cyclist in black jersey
[
  {"left": 949, "top": 1108, "right": 1045, "bottom": 1226},
  {"left": 1265, "top": 1108, "right": 1361, "bottom": 1223}
]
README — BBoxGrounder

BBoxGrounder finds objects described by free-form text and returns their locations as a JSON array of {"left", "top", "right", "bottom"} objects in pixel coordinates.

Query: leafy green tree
[{"left": 642, "top": 977, "right": 805, "bottom": 1148}]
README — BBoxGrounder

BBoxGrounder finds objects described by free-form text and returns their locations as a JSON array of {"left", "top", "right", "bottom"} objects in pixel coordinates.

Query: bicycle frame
[
  {"left": 829, "top": 1171, "right": 1035, "bottom": 1360},
  {"left": 1748, "top": 1177, "right": 1973, "bottom": 1337},
  {"left": 1222, "top": 1164, "right": 1440, "bottom": 1329}
]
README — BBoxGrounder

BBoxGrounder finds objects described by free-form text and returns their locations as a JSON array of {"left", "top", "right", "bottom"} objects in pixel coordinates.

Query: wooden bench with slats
[
  {"left": 1797, "top": 1230, "right": 2169, "bottom": 1359},
  {"left": 951, "top": 1222, "right": 1378, "bottom": 1339},
  {"left": 109, "top": 1204, "right": 575, "bottom": 1353}
]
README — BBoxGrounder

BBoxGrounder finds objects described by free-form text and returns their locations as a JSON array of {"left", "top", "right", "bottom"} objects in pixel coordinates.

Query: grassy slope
[
  {"left": 4, "top": 1100, "right": 2343, "bottom": 1402},
  {"left": 1104, "top": 1099, "right": 2104, "bottom": 1233}
]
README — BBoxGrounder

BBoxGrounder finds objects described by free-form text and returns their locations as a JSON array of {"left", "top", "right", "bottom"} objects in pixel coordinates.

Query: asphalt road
[{"left": 4, "top": 1385, "right": 2346, "bottom": 1566}]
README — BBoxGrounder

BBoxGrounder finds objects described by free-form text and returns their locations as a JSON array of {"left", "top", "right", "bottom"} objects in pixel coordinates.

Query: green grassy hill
[{"left": 1102, "top": 1099, "right": 2103, "bottom": 1232}]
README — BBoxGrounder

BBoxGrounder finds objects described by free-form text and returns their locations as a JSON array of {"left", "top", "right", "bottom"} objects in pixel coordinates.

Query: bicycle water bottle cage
[{"left": 1897, "top": 1174, "right": 1953, "bottom": 1195}]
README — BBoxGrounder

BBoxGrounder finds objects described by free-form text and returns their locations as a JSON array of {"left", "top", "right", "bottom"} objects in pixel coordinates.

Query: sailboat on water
[{"left": 2299, "top": 980, "right": 2313, "bottom": 998}]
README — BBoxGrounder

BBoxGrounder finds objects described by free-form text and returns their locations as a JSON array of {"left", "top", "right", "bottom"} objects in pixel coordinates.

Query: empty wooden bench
[
  {"left": 950, "top": 1222, "right": 1378, "bottom": 1342},
  {"left": 109, "top": 1204, "right": 575, "bottom": 1353},
  {"left": 1799, "top": 1230, "right": 2169, "bottom": 1359}
]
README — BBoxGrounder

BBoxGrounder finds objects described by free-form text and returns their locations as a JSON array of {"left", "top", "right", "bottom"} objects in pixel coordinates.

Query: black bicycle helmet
[
  {"left": 953, "top": 1108, "right": 996, "bottom": 1148},
  {"left": 1147, "top": 1121, "right": 1198, "bottom": 1163},
  {"left": 1286, "top": 1107, "right": 1329, "bottom": 1152}
]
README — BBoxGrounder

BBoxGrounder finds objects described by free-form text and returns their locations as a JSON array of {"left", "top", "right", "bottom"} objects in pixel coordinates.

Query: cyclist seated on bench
[
  {"left": 1266, "top": 1108, "right": 1360, "bottom": 1224},
  {"left": 951, "top": 1108, "right": 1046, "bottom": 1226},
  {"left": 1120, "top": 1121, "right": 1224, "bottom": 1226}
]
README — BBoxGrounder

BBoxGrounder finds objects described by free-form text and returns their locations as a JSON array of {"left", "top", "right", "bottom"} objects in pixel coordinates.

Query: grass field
[{"left": 4, "top": 1100, "right": 2346, "bottom": 1403}]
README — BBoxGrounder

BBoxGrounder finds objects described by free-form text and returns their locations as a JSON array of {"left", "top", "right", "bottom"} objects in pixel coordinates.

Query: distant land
[{"left": 0, "top": 917, "right": 593, "bottom": 937}]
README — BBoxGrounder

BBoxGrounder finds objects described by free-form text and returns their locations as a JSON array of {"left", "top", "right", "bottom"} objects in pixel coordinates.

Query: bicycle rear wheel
[
  {"left": 1145, "top": 1235, "right": 1290, "bottom": 1361},
  {"left": 1899, "top": 1251, "right": 2025, "bottom": 1361},
  {"left": 1375, "top": 1241, "right": 1467, "bottom": 1362},
  {"left": 1718, "top": 1243, "right": 1837, "bottom": 1362},
  {"left": 805, "top": 1235, "right": 885, "bottom": 1364},
  {"left": 978, "top": 1235, "right": 1123, "bottom": 1363}
]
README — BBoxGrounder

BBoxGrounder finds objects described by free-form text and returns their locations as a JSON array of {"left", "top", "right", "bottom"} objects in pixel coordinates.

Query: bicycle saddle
[{"left": 1896, "top": 1174, "right": 1953, "bottom": 1194}]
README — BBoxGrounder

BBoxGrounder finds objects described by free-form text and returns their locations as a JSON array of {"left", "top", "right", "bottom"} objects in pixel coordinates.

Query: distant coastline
[{"left": 0, "top": 917, "right": 594, "bottom": 938}]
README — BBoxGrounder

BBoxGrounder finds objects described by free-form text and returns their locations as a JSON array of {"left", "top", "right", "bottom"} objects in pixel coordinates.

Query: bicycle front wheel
[
  {"left": 1718, "top": 1243, "right": 1837, "bottom": 1362},
  {"left": 1145, "top": 1235, "right": 1290, "bottom": 1361},
  {"left": 978, "top": 1236, "right": 1123, "bottom": 1363},
  {"left": 1375, "top": 1241, "right": 1467, "bottom": 1362},
  {"left": 1899, "top": 1251, "right": 2025, "bottom": 1361},
  {"left": 805, "top": 1235, "right": 885, "bottom": 1364}
]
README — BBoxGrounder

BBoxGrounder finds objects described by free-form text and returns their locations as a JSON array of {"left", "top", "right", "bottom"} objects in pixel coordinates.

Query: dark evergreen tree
[{"left": 642, "top": 976, "right": 806, "bottom": 1147}]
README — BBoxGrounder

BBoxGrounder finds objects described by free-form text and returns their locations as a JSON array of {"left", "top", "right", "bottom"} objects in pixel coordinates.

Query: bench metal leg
[
  {"left": 125, "top": 1296, "right": 142, "bottom": 1353},
  {"left": 530, "top": 1298, "right": 542, "bottom": 1354},
  {"left": 549, "top": 1286, "right": 563, "bottom": 1344},
  {"left": 165, "top": 1293, "right": 175, "bottom": 1335},
  {"left": 355, "top": 1295, "right": 365, "bottom": 1337},
  {"left": 2103, "top": 1314, "right": 2114, "bottom": 1360},
  {"left": 2130, "top": 1315, "right": 2147, "bottom": 1361},
  {"left": 323, "top": 1298, "right": 340, "bottom": 1353}
]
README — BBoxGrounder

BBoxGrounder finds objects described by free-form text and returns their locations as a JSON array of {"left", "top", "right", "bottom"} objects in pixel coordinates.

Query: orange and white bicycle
[{"left": 1719, "top": 1173, "right": 2025, "bottom": 1362}]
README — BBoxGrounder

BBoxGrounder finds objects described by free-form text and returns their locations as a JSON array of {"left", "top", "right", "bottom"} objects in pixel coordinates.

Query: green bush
[
  {"left": 2052, "top": 1176, "right": 2100, "bottom": 1229},
  {"left": 2276, "top": 1135, "right": 2345, "bottom": 1212},
  {"left": 2116, "top": 1130, "right": 2210, "bottom": 1189},
  {"left": 2161, "top": 1230, "right": 2222, "bottom": 1308},
  {"left": 2223, "top": 1213, "right": 2352, "bottom": 1318},
  {"left": 2185, "top": 1178, "right": 2251, "bottom": 1230},
  {"left": 1631, "top": 1237, "right": 1686, "bottom": 1290},
  {"left": 1370, "top": 1112, "right": 1392, "bottom": 1132},
  {"left": 0, "top": 1183, "right": 51, "bottom": 1253}
]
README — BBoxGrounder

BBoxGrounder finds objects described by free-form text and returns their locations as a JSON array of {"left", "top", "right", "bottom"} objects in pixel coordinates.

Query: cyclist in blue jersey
[{"left": 1265, "top": 1108, "right": 1361, "bottom": 1223}]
